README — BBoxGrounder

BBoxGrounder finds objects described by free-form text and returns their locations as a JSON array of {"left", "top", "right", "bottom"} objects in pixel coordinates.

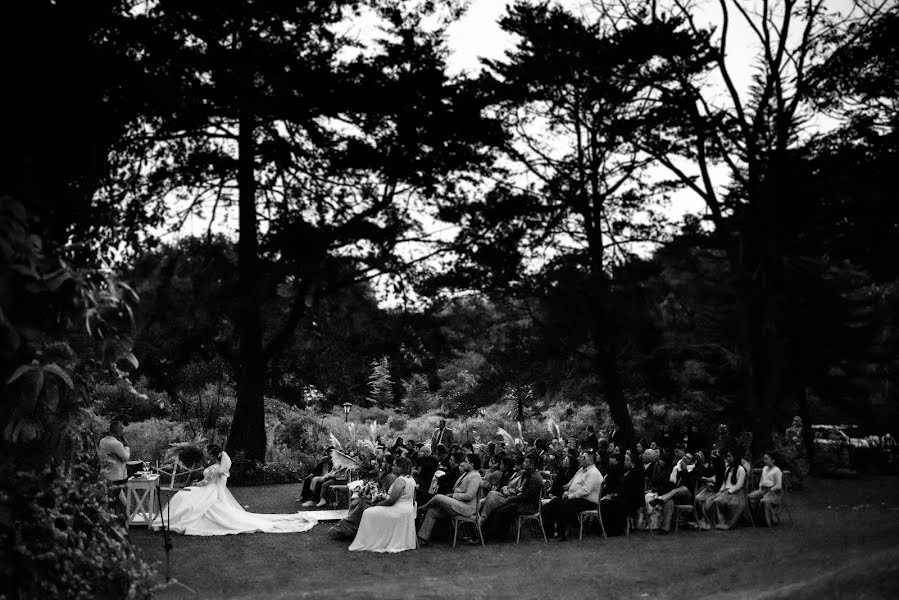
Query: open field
[{"left": 131, "top": 475, "right": 899, "bottom": 600}]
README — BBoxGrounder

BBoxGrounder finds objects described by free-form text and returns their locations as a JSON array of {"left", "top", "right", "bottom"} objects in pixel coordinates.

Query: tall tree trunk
[
  {"left": 226, "top": 98, "right": 266, "bottom": 461},
  {"left": 584, "top": 203, "right": 637, "bottom": 453},
  {"left": 730, "top": 203, "right": 784, "bottom": 458}
]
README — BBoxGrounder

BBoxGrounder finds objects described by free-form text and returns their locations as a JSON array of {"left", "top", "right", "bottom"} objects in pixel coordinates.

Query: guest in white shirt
[
  {"left": 542, "top": 450, "right": 603, "bottom": 541},
  {"left": 748, "top": 452, "right": 783, "bottom": 526}
]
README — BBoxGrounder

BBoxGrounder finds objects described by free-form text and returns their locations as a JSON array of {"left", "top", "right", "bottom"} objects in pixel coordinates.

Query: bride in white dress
[
  {"left": 349, "top": 456, "right": 417, "bottom": 552},
  {"left": 152, "top": 445, "right": 316, "bottom": 536}
]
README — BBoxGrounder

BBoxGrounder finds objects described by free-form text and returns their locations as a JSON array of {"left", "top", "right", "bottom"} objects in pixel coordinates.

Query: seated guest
[
  {"left": 698, "top": 448, "right": 747, "bottom": 530},
  {"left": 390, "top": 437, "right": 404, "bottom": 456},
  {"left": 641, "top": 449, "right": 672, "bottom": 529},
  {"left": 748, "top": 451, "right": 783, "bottom": 526},
  {"left": 642, "top": 449, "right": 671, "bottom": 502},
  {"left": 480, "top": 455, "right": 504, "bottom": 492},
  {"left": 434, "top": 444, "right": 449, "bottom": 468},
  {"left": 378, "top": 454, "right": 397, "bottom": 491},
  {"left": 601, "top": 453, "right": 622, "bottom": 493},
  {"left": 483, "top": 455, "right": 544, "bottom": 540},
  {"left": 436, "top": 452, "right": 463, "bottom": 495},
  {"left": 480, "top": 457, "right": 523, "bottom": 519},
  {"left": 599, "top": 452, "right": 645, "bottom": 536},
  {"left": 651, "top": 450, "right": 702, "bottom": 533},
  {"left": 417, "top": 454, "right": 483, "bottom": 545},
  {"left": 462, "top": 442, "right": 475, "bottom": 455},
  {"left": 693, "top": 451, "right": 717, "bottom": 515},
  {"left": 548, "top": 451, "right": 578, "bottom": 500},
  {"left": 414, "top": 448, "right": 439, "bottom": 504},
  {"left": 543, "top": 450, "right": 603, "bottom": 541},
  {"left": 349, "top": 457, "right": 417, "bottom": 552},
  {"left": 670, "top": 444, "right": 687, "bottom": 473},
  {"left": 482, "top": 442, "right": 497, "bottom": 466},
  {"left": 299, "top": 448, "right": 333, "bottom": 506},
  {"left": 312, "top": 464, "right": 348, "bottom": 507}
]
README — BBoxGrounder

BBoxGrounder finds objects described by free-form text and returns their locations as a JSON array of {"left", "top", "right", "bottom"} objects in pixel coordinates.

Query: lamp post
[{"left": 342, "top": 402, "right": 352, "bottom": 423}]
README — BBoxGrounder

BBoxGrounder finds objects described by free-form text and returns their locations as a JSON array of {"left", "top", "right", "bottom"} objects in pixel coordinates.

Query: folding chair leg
[
  {"left": 452, "top": 522, "right": 459, "bottom": 548},
  {"left": 516, "top": 518, "right": 521, "bottom": 544},
  {"left": 539, "top": 515, "right": 547, "bottom": 542},
  {"left": 477, "top": 523, "right": 485, "bottom": 546}
]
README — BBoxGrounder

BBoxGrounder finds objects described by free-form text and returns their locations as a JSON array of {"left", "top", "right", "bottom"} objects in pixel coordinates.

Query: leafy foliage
[{"left": 1, "top": 457, "right": 154, "bottom": 599}]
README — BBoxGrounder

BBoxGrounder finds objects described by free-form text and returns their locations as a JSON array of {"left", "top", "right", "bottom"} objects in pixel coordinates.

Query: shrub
[
  {"left": 387, "top": 417, "right": 407, "bottom": 432},
  {"left": 93, "top": 378, "right": 170, "bottom": 424},
  {"left": 2, "top": 457, "right": 154, "bottom": 599},
  {"left": 359, "top": 406, "right": 391, "bottom": 424},
  {"left": 227, "top": 456, "right": 304, "bottom": 487},
  {"left": 124, "top": 418, "right": 189, "bottom": 464}
]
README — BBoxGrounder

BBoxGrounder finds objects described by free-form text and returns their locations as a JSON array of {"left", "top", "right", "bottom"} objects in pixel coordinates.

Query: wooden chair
[
  {"left": 329, "top": 467, "right": 363, "bottom": 508},
  {"left": 450, "top": 491, "right": 485, "bottom": 547},
  {"left": 515, "top": 487, "right": 547, "bottom": 543},
  {"left": 153, "top": 461, "right": 205, "bottom": 494}
]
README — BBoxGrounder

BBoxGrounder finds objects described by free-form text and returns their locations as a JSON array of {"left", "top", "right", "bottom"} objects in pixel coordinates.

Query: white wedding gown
[
  {"left": 152, "top": 452, "right": 316, "bottom": 536},
  {"left": 349, "top": 475, "right": 417, "bottom": 552}
]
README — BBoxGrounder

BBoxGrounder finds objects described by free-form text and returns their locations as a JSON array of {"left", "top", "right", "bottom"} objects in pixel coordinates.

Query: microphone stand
[{"left": 154, "top": 483, "right": 196, "bottom": 595}]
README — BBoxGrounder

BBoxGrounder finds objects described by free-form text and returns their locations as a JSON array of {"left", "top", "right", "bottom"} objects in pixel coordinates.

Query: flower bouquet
[{"left": 358, "top": 480, "right": 388, "bottom": 504}]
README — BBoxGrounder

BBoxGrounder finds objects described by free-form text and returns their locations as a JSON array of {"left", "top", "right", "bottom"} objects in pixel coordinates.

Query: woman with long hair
[
  {"left": 153, "top": 444, "right": 316, "bottom": 536},
  {"left": 698, "top": 448, "right": 748, "bottom": 530}
]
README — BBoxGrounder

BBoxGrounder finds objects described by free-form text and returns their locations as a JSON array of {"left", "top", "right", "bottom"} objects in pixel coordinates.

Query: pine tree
[{"left": 367, "top": 356, "right": 394, "bottom": 408}]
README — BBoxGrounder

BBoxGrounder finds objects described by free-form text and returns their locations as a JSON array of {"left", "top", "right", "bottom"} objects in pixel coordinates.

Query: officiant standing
[
  {"left": 98, "top": 420, "right": 130, "bottom": 507},
  {"left": 431, "top": 419, "right": 453, "bottom": 450}
]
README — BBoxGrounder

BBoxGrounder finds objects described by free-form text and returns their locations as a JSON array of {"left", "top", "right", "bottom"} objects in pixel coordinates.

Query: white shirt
[
  {"left": 759, "top": 465, "right": 782, "bottom": 491},
  {"left": 565, "top": 465, "right": 604, "bottom": 504},
  {"left": 98, "top": 435, "right": 130, "bottom": 481}
]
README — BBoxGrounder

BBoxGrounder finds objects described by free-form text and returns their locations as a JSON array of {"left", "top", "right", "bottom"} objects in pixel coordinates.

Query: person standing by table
[{"left": 98, "top": 420, "right": 130, "bottom": 506}]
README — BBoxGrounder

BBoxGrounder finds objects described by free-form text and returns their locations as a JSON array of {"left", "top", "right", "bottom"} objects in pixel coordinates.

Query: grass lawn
[{"left": 131, "top": 475, "right": 899, "bottom": 600}]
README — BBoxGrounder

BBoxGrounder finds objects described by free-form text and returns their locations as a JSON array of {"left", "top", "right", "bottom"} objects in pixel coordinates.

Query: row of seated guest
[{"left": 324, "top": 436, "right": 785, "bottom": 549}]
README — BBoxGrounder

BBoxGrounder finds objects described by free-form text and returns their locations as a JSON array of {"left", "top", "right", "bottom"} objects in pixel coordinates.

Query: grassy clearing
[{"left": 131, "top": 476, "right": 899, "bottom": 600}]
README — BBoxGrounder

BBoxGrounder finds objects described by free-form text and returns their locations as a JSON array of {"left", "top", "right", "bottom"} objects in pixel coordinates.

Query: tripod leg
[{"left": 154, "top": 488, "right": 197, "bottom": 595}]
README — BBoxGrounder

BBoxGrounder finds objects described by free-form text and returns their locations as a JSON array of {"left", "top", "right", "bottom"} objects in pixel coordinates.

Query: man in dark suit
[
  {"left": 431, "top": 419, "right": 453, "bottom": 450},
  {"left": 652, "top": 450, "right": 702, "bottom": 532},
  {"left": 483, "top": 455, "right": 544, "bottom": 539},
  {"left": 585, "top": 426, "right": 600, "bottom": 451},
  {"left": 435, "top": 452, "right": 462, "bottom": 495}
]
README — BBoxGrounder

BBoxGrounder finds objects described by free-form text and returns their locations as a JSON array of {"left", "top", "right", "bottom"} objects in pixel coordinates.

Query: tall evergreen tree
[{"left": 122, "top": 1, "right": 501, "bottom": 459}]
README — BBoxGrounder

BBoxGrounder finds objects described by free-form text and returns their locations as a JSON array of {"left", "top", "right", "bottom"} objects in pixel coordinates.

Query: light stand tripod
[{"left": 154, "top": 485, "right": 196, "bottom": 595}]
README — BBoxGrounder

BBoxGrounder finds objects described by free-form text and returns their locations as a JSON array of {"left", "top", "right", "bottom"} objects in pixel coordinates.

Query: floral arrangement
[{"left": 357, "top": 480, "right": 388, "bottom": 504}]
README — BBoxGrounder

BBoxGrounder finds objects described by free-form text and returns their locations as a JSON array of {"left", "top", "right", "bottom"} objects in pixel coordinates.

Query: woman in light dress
[
  {"left": 697, "top": 448, "right": 748, "bottom": 530},
  {"left": 748, "top": 451, "right": 783, "bottom": 526},
  {"left": 152, "top": 445, "right": 316, "bottom": 536},
  {"left": 349, "top": 456, "right": 417, "bottom": 553}
]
